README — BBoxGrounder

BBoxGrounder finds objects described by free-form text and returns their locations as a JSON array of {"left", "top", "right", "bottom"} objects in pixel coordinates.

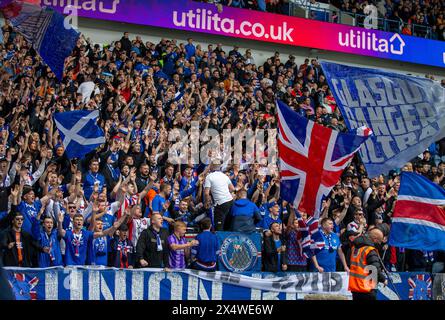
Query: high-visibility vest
[{"left": 348, "top": 245, "right": 377, "bottom": 293}]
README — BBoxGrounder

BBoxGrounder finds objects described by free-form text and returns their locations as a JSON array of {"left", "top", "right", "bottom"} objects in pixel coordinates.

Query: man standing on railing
[{"left": 204, "top": 163, "right": 235, "bottom": 231}]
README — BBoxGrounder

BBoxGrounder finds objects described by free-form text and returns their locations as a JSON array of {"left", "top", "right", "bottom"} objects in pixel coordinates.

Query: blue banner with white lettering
[
  {"left": 217, "top": 232, "right": 262, "bottom": 272},
  {"left": 321, "top": 61, "right": 445, "bottom": 177},
  {"left": 4, "top": 267, "right": 351, "bottom": 300},
  {"left": 2, "top": 267, "right": 438, "bottom": 300}
]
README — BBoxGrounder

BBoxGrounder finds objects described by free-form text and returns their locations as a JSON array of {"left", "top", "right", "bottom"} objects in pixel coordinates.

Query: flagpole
[{"left": 377, "top": 253, "right": 402, "bottom": 300}]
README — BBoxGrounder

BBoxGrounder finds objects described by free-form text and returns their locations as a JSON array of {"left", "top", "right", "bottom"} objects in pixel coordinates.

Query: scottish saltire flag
[
  {"left": 389, "top": 171, "right": 445, "bottom": 251},
  {"left": 54, "top": 110, "right": 105, "bottom": 159},
  {"left": 0, "top": 0, "right": 79, "bottom": 79},
  {"left": 277, "top": 100, "right": 371, "bottom": 216},
  {"left": 321, "top": 61, "right": 445, "bottom": 178}
]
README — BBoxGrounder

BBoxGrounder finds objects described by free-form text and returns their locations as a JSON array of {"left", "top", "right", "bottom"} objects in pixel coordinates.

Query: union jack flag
[
  {"left": 408, "top": 274, "right": 432, "bottom": 300},
  {"left": 277, "top": 100, "right": 371, "bottom": 216},
  {"left": 7, "top": 272, "right": 39, "bottom": 300},
  {"left": 294, "top": 209, "right": 325, "bottom": 258}
]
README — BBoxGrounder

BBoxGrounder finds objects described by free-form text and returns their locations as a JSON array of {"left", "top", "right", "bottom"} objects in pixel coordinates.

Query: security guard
[{"left": 348, "top": 228, "right": 388, "bottom": 300}]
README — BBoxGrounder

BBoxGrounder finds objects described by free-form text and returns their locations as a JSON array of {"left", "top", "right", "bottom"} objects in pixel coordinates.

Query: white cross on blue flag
[{"left": 53, "top": 110, "right": 105, "bottom": 159}]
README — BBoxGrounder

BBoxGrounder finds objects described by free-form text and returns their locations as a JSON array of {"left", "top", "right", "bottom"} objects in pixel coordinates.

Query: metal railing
[
  {"left": 197, "top": 0, "right": 436, "bottom": 40},
  {"left": 288, "top": 2, "right": 434, "bottom": 39}
]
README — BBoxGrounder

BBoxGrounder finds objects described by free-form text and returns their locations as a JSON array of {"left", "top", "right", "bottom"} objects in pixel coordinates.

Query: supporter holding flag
[
  {"left": 53, "top": 110, "right": 105, "bottom": 160},
  {"left": 285, "top": 206, "right": 311, "bottom": 272}
]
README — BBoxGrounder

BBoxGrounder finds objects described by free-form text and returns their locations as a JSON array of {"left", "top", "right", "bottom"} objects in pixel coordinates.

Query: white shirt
[
  {"left": 131, "top": 217, "right": 150, "bottom": 247},
  {"left": 362, "top": 187, "right": 373, "bottom": 207},
  {"left": 77, "top": 81, "right": 99, "bottom": 103},
  {"left": 204, "top": 171, "right": 233, "bottom": 205}
]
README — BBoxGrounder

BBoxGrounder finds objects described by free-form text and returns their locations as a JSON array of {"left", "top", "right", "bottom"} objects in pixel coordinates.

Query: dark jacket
[
  {"left": 135, "top": 226, "right": 170, "bottom": 268},
  {"left": 120, "top": 37, "right": 132, "bottom": 55},
  {"left": 136, "top": 174, "right": 151, "bottom": 193},
  {"left": 109, "top": 237, "right": 136, "bottom": 268},
  {"left": 0, "top": 228, "right": 45, "bottom": 267},
  {"left": 101, "top": 164, "right": 120, "bottom": 192},
  {"left": 366, "top": 195, "right": 396, "bottom": 225},
  {"left": 351, "top": 235, "right": 386, "bottom": 284},
  {"left": 262, "top": 234, "right": 288, "bottom": 272}
]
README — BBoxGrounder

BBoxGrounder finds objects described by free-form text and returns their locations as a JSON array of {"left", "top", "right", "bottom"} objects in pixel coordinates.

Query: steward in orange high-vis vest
[{"left": 348, "top": 228, "right": 388, "bottom": 300}]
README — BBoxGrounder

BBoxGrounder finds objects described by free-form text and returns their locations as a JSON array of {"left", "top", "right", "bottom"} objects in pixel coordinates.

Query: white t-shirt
[
  {"left": 77, "top": 81, "right": 99, "bottom": 103},
  {"left": 204, "top": 171, "right": 233, "bottom": 205},
  {"left": 131, "top": 217, "right": 150, "bottom": 247}
]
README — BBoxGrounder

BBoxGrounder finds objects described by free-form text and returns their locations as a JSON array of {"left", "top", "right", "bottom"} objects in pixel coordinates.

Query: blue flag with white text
[
  {"left": 54, "top": 110, "right": 105, "bottom": 159},
  {"left": 320, "top": 61, "right": 445, "bottom": 177}
]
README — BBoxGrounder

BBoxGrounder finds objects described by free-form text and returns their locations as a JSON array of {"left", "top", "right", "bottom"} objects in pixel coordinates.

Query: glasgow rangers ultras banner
[
  {"left": 216, "top": 232, "right": 262, "bottom": 272},
  {"left": 320, "top": 61, "right": 445, "bottom": 178}
]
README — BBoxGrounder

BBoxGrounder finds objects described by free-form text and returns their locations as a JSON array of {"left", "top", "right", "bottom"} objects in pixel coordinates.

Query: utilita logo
[
  {"left": 41, "top": 0, "right": 121, "bottom": 14},
  {"left": 173, "top": 9, "right": 294, "bottom": 42},
  {"left": 338, "top": 30, "right": 405, "bottom": 55}
]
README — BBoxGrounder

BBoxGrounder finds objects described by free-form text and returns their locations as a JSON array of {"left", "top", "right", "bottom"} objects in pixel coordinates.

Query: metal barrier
[{"left": 288, "top": 2, "right": 434, "bottom": 39}]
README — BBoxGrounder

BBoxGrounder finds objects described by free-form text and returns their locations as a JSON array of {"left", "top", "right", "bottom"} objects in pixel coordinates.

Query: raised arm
[
  {"left": 138, "top": 172, "right": 156, "bottom": 203},
  {"left": 57, "top": 212, "right": 66, "bottom": 238},
  {"left": 96, "top": 208, "right": 130, "bottom": 238},
  {"left": 336, "top": 197, "right": 350, "bottom": 226}
]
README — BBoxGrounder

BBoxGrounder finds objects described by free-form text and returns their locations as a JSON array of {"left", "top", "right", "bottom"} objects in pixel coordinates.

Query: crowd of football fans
[
  {"left": 0, "top": 19, "right": 444, "bottom": 273},
  {"left": 333, "top": 0, "right": 445, "bottom": 39}
]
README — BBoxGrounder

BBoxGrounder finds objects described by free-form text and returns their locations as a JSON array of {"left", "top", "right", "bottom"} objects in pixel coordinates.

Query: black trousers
[
  {"left": 352, "top": 291, "right": 377, "bottom": 301},
  {"left": 286, "top": 265, "right": 308, "bottom": 272},
  {"left": 214, "top": 200, "right": 233, "bottom": 231}
]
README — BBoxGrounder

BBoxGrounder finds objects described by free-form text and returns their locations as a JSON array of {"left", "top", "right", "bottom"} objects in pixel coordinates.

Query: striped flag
[
  {"left": 389, "top": 171, "right": 445, "bottom": 251},
  {"left": 294, "top": 210, "right": 325, "bottom": 258}
]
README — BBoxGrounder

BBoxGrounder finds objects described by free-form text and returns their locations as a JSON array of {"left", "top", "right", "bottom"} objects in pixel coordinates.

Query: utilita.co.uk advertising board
[{"left": 43, "top": 0, "right": 445, "bottom": 68}]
